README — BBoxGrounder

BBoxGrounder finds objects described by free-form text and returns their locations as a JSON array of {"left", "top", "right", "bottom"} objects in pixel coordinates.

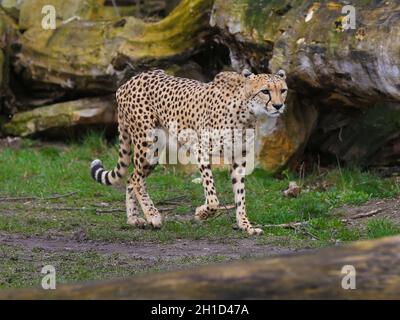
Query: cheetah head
[{"left": 243, "top": 69, "right": 288, "bottom": 118}]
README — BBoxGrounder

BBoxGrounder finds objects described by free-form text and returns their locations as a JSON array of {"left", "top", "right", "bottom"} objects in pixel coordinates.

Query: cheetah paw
[
  {"left": 195, "top": 205, "right": 215, "bottom": 221},
  {"left": 195, "top": 206, "right": 208, "bottom": 220},
  {"left": 145, "top": 212, "right": 163, "bottom": 229},
  {"left": 247, "top": 227, "right": 264, "bottom": 235},
  {"left": 127, "top": 217, "right": 147, "bottom": 228}
]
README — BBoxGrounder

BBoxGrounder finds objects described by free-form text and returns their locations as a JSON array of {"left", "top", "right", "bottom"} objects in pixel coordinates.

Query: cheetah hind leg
[{"left": 130, "top": 139, "right": 163, "bottom": 229}]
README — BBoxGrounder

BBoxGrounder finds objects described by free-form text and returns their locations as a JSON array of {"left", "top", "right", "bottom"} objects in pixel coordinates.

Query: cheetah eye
[
  {"left": 281, "top": 89, "right": 287, "bottom": 94},
  {"left": 261, "top": 89, "right": 270, "bottom": 95}
]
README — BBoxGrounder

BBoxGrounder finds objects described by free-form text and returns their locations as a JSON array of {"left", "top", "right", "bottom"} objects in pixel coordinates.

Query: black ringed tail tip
[{"left": 91, "top": 159, "right": 103, "bottom": 181}]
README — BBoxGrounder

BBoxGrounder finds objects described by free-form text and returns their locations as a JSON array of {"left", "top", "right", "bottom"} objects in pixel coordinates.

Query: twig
[
  {"left": 208, "top": 203, "right": 235, "bottom": 221},
  {"left": 0, "top": 196, "right": 38, "bottom": 201},
  {"left": 96, "top": 208, "right": 124, "bottom": 214},
  {"left": 263, "top": 220, "right": 319, "bottom": 240},
  {"left": 341, "top": 208, "right": 383, "bottom": 223},
  {"left": 263, "top": 221, "right": 309, "bottom": 229},
  {"left": 350, "top": 209, "right": 383, "bottom": 219},
  {"left": 219, "top": 204, "right": 235, "bottom": 211},
  {"left": 45, "top": 192, "right": 78, "bottom": 200},
  {"left": 0, "top": 192, "right": 77, "bottom": 202},
  {"left": 48, "top": 207, "right": 89, "bottom": 211},
  {"left": 158, "top": 206, "right": 176, "bottom": 212},
  {"left": 61, "top": 15, "right": 81, "bottom": 25}
]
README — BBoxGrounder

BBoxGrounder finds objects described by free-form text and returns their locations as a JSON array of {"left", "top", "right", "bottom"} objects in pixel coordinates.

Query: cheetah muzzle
[{"left": 90, "top": 68, "right": 288, "bottom": 235}]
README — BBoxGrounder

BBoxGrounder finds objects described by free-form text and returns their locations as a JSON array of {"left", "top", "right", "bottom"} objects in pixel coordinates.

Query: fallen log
[
  {"left": 0, "top": 236, "right": 399, "bottom": 299},
  {"left": 2, "top": 95, "right": 116, "bottom": 136}
]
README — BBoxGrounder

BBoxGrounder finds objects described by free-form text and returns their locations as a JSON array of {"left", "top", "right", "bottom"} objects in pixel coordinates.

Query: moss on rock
[{"left": 14, "top": 0, "right": 213, "bottom": 92}]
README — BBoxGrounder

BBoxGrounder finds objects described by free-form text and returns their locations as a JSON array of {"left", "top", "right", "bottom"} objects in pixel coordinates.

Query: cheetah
[{"left": 90, "top": 69, "right": 288, "bottom": 235}]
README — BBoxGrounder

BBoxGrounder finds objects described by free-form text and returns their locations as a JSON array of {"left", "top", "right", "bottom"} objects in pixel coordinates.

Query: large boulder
[
  {"left": 211, "top": 0, "right": 400, "bottom": 170},
  {"left": 255, "top": 93, "right": 317, "bottom": 172},
  {"left": 13, "top": 0, "right": 214, "bottom": 94}
]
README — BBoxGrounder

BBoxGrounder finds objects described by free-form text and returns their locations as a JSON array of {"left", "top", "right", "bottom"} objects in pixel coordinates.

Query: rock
[
  {"left": 211, "top": 0, "right": 400, "bottom": 170},
  {"left": 0, "top": 0, "right": 20, "bottom": 19},
  {"left": 13, "top": 0, "right": 214, "bottom": 93},
  {"left": 18, "top": 0, "right": 107, "bottom": 30},
  {"left": 255, "top": 92, "right": 318, "bottom": 172},
  {"left": 283, "top": 181, "right": 301, "bottom": 198},
  {"left": 309, "top": 102, "right": 400, "bottom": 168},
  {"left": 0, "top": 7, "right": 19, "bottom": 114},
  {"left": 0, "top": 136, "right": 21, "bottom": 149},
  {"left": 0, "top": 49, "right": 3, "bottom": 90},
  {"left": 3, "top": 96, "right": 116, "bottom": 136},
  {"left": 191, "top": 177, "right": 202, "bottom": 184}
]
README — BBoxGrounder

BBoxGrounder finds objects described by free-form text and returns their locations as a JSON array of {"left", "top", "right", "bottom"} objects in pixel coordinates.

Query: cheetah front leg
[
  {"left": 230, "top": 162, "right": 263, "bottom": 235},
  {"left": 130, "top": 170, "right": 162, "bottom": 228},
  {"left": 194, "top": 163, "right": 220, "bottom": 220},
  {"left": 126, "top": 180, "right": 147, "bottom": 228}
]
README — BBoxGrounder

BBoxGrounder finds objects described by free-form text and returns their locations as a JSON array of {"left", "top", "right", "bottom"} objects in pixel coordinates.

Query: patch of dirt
[
  {"left": 0, "top": 232, "right": 299, "bottom": 263},
  {"left": 334, "top": 196, "right": 400, "bottom": 229}
]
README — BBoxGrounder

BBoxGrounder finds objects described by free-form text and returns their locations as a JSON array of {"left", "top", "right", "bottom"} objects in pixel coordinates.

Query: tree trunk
[{"left": 0, "top": 236, "right": 399, "bottom": 299}]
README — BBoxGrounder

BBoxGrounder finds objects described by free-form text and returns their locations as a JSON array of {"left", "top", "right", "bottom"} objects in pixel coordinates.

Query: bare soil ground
[
  {"left": 0, "top": 232, "right": 298, "bottom": 262},
  {"left": 1, "top": 196, "right": 398, "bottom": 269},
  {"left": 335, "top": 195, "right": 400, "bottom": 229}
]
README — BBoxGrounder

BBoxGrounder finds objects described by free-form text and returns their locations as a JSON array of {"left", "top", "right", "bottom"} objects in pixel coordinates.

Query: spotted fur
[{"left": 90, "top": 69, "right": 288, "bottom": 234}]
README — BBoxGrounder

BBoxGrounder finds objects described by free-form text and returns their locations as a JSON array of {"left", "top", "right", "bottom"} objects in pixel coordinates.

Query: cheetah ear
[
  {"left": 242, "top": 69, "right": 254, "bottom": 78},
  {"left": 276, "top": 69, "right": 286, "bottom": 80}
]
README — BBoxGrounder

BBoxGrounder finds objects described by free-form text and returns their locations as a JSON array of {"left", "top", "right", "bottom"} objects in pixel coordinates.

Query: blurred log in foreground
[
  {"left": 1, "top": 236, "right": 399, "bottom": 299},
  {"left": 3, "top": 96, "right": 116, "bottom": 136}
]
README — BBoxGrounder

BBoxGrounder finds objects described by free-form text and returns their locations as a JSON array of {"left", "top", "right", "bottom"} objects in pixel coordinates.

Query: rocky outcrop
[
  {"left": 13, "top": 0, "right": 214, "bottom": 94},
  {"left": 1, "top": 0, "right": 399, "bottom": 173},
  {"left": 211, "top": 0, "right": 400, "bottom": 170},
  {"left": 255, "top": 93, "right": 318, "bottom": 172},
  {"left": 0, "top": 7, "right": 19, "bottom": 115}
]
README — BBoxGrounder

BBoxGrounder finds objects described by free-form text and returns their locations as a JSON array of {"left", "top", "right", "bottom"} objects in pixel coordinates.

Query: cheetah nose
[{"left": 273, "top": 104, "right": 283, "bottom": 110}]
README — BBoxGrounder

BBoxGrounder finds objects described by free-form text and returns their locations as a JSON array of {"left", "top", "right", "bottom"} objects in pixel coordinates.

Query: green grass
[
  {"left": 1, "top": 132, "right": 399, "bottom": 289},
  {"left": 0, "top": 132, "right": 399, "bottom": 244},
  {"left": 367, "top": 219, "right": 400, "bottom": 239},
  {"left": 0, "top": 244, "right": 232, "bottom": 289}
]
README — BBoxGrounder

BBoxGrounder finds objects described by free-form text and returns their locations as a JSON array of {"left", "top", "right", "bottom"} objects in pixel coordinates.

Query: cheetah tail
[{"left": 90, "top": 133, "right": 132, "bottom": 186}]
